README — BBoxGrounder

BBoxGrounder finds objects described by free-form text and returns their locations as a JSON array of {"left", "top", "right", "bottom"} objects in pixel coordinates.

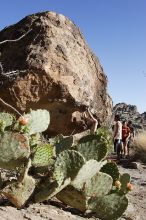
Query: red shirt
[{"left": 122, "top": 126, "right": 130, "bottom": 139}]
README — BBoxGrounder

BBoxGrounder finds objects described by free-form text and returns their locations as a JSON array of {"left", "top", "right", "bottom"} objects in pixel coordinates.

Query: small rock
[
  {"left": 140, "top": 182, "right": 146, "bottom": 186},
  {"left": 129, "top": 162, "right": 141, "bottom": 169}
]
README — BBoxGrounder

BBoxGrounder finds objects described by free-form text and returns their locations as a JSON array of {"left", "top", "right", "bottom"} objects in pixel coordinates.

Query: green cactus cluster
[{"left": 0, "top": 109, "right": 132, "bottom": 219}]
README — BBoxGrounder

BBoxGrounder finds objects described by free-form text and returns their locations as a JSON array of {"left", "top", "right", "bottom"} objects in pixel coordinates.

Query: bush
[{"left": 131, "top": 130, "right": 146, "bottom": 162}]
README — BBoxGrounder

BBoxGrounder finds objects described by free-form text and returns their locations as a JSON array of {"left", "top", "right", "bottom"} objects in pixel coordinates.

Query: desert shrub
[{"left": 131, "top": 130, "right": 146, "bottom": 162}]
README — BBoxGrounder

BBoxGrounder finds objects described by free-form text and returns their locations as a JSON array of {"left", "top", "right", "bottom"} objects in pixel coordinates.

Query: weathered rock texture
[
  {"left": 113, "top": 103, "right": 146, "bottom": 130},
  {"left": 0, "top": 11, "right": 112, "bottom": 135}
]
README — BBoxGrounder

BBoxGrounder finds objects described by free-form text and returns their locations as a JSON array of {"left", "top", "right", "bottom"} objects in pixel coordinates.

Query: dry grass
[{"left": 132, "top": 130, "right": 146, "bottom": 162}]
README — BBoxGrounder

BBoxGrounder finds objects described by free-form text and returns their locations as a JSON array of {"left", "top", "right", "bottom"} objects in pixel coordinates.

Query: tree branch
[
  {"left": 0, "top": 97, "right": 22, "bottom": 117},
  {"left": 0, "top": 29, "right": 32, "bottom": 45}
]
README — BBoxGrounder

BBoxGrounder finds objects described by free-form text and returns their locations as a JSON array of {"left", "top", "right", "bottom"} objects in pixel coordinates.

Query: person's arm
[
  {"left": 87, "top": 108, "right": 97, "bottom": 122},
  {"left": 87, "top": 108, "right": 98, "bottom": 132},
  {"left": 113, "top": 122, "right": 118, "bottom": 139},
  {"left": 126, "top": 128, "right": 131, "bottom": 140}
]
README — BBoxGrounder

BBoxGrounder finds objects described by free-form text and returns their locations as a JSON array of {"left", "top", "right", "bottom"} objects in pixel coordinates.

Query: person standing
[
  {"left": 122, "top": 120, "right": 131, "bottom": 158},
  {"left": 113, "top": 114, "right": 122, "bottom": 159}
]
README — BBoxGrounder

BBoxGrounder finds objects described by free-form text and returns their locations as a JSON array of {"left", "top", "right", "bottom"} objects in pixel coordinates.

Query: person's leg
[
  {"left": 123, "top": 141, "right": 125, "bottom": 156},
  {"left": 116, "top": 139, "right": 121, "bottom": 160},
  {"left": 114, "top": 139, "right": 117, "bottom": 153},
  {"left": 127, "top": 139, "right": 131, "bottom": 156},
  {"left": 120, "top": 141, "right": 124, "bottom": 158},
  {"left": 125, "top": 140, "right": 129, "bottom": 158}
]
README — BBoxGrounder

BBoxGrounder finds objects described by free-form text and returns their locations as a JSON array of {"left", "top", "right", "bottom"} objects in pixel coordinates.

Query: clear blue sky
[{"left": 0, "top": 0, "right": 146, "bottom": 113}]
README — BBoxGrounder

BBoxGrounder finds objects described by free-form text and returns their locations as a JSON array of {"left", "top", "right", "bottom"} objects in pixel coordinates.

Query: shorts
[{"left": 122, "top": 138, "right": 128, "bottom": 144}]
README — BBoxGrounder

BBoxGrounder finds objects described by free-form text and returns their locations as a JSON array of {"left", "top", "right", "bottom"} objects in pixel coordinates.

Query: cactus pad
[
  {"left": 0, "top": 112, "right": 13, "bottom": 132},
  {"left": 32, "top": 144, "right": 55, "bottom": 167},
  {"left": 57, "top": 185, "right": 87, "bottom": 212},
  {"left": 2, "top": 175, "right": 35, "bottom": 208},
  {"left": 23, "top": 109, "right": 50, "bottom": 135},
  {"left": 88, "top": 193, "right": 128, "bottom": 220},
  {"left": 55, "top": 136, "right": 74, "bottom": 155},
  {"left": 77, "top": 134, "right": 107, "bottom": 161},
  {"left": 100, "top": 161, "right": 120, "bottom": 182},
  {"left": 0, "top": 132, "right": 30, "bottom": 169},
  {"left": 54, "top": 150, "right": 85, "bottom": 186},
  {"left": 35, "top": 178, "right": 71, "bottom": 203},
  {"left": 72, "top": 160, "right": 104, "bottom": 189},
  {"left": 84, "top": 172, "right": 113, "bottom": 198},
  {"left": 120, "top": 173, "right": 131, "bottom": 193}
]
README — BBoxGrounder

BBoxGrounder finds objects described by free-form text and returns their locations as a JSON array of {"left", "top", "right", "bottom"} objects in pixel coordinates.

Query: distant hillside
[{"left": 113, "top": 103, "right": 146, "bottom": 130}]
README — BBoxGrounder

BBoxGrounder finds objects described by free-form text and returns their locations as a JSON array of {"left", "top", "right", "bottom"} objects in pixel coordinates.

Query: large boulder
[
  {"left": 0, "top": 11, "right": 112, "bottom": 135},
  {"left": 113, "top": 103, "right": 146, "bottom": 130}
]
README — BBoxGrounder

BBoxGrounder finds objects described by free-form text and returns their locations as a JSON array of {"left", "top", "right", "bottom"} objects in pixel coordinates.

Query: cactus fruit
[
  {"left": 23, "top": 109, "right": 50, "bottom": 135},
  {"left": 115, "top": 180, "right": 121, "bottom": 189},
  {"left": 32, "top": 144, "right": 55, "bottom": 168},
  {"left": 53, "top": 150, "right": 85, "bottom": 186},
  {"left": 88, "top": 193, "right": 128, "bottom": 220},
  {"left": 55, "top": 136, "right": 74, "bottom": 155},
  {"left": 2, "top": 175, "right": 35, "bottom": 208},
  {"left": 19, "top": 117, "right": 29, "bottom": 125},
  {"left": 77, "top": 134, "right": 107, "bottom": 161},
  {"left": 0, "top": 132, "right": 30, "bottom": 169},
  {"left": 127, "top": 182, "right": 133, "bottom": 191},
  {"left": 100, "top": 161, "right": 120, "bottom": 182},
  {"left": 120, "top": 173, "right": 131, "bottom": 194},
  {"left": 0, "top": 112, "right": 13, "bottom": 132}
]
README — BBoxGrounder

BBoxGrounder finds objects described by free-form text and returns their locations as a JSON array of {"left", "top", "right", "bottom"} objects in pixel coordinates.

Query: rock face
[
  {"left": 113, "top": 103, "right": 146, "bottom": 130},
  {"left": 0, "top": 11, "right": 112, "bottom": 135}
]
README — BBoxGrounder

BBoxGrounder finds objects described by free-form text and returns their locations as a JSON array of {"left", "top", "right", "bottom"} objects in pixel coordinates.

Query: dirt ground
[{"left": 0, "top": 162, "right": 146, "bottom": 220}]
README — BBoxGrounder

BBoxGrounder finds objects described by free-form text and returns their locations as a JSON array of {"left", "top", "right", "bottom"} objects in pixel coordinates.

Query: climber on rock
[{"left": 83, "top": 107, "right": 98, "bottom": 133}]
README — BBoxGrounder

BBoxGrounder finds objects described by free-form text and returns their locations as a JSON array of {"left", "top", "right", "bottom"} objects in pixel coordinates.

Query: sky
[{"left": 0, "top": 0, "right": 146, "bottom": 113}]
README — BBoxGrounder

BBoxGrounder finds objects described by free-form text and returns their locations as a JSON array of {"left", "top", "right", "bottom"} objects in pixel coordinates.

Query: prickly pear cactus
[
  {"left": 0, "top": 112, "right": 13, "bottom": 132},
  {"left": 88, "top": 193, "right": 128, "bottom": 220},
  {"left": 55, "top": 136, "right": 74, "bottom": 155},
  {"left": 77, "top": 134, "right": 107, "bottom": 161},
  {"left": 0, "top": 107, "right": 131, "bottom": 219},
  {"left": 100, "top": 161, "right": 120, "bottom": 182},
  {"left": 54, "top": 150, "right": 85, "bottom": 186},
  {"left": 0, "top": 132, "right": 30, "bottom": 169},
  {"left": 23, "top": 109, "right": 50, "bottom": 135},
  {"left": 32, "top": 144, "right": 55, "bottom": 167},
  {"left": 2, "top": 175, "right": 35, "bottom": 208},
  {"left": 57, "top": 172, "right": 113, "bottom": 212}
]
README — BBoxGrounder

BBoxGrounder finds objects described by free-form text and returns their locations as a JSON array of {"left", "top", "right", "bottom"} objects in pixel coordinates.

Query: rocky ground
[
  {"left": 0, "top": 160, "right": 146, "bottom": 220},
  {"left": 119, "top": 162, "right": 146, "bottom": 220}
]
